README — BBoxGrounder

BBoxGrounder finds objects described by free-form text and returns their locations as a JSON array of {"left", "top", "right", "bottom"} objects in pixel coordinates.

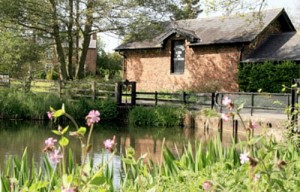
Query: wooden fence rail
[
  {"left": 3, "top": 79, "right": 117, "bottom": 100},
  {"left": 0, "top": 79, "right": 295, "bottom": 116}
]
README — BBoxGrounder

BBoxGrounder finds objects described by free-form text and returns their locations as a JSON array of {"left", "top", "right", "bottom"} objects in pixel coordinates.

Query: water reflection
[
  {"left": 0, "top": 121, "right": 194, "bottom": 186},
  {"left": 1, "top": 120, "right": 238, "bottom": 190}
]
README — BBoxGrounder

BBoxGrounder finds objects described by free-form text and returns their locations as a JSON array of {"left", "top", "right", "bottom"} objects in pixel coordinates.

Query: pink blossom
[
  {"left": 49, "top": 149, "right": 63, "bottom": 164},
  {"left": 104, "top": 135, "right": 117, "bottom": 152},
  {"left": 222, "top": 96, "right": 232, "bottom": 106},
  {"left": 240, "top": 151, "right": 250, "bottom": 164},
  {"left": 45, "top": 137, "right": 57, "bottom": 148},
  {"left": 251, "top": 121, "right": 259, "bottom": 129},
  {"left": 47, "top": 111, "right": 54, "bottom": 120},
  {"left": 86, "top": 110, "right": 100, "bottom": 126},
  {"left": 221, "top": 113, "right": 230, "bottom": 121},
  {"left": 202, "top": 181, "right": 212, "bottom": 191}
]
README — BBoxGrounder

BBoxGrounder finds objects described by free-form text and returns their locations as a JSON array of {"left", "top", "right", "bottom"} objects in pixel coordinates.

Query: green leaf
[
  {"left": 52, "top": 130, "right": 62, "bottom": 136},
  {"left": 88, "top": 170, "right": 106, "bottom": 185},
  {"left": 237, "top": 102, "right": 245, "bottom": 112},
  {"left": 53, "top": 109, "right": 65, "bottom": 118},
  {"left": 121, "top": 158, "right": 136, "bottom": 165},
  {"left": 61, "top": 126, "right": 69, "bottom": 135},
  {"left": 78, "top": 127, "right": 87, "bottom": 136},
  {"left": 59, "top": 136, "right": 69, "bottom": 147}
]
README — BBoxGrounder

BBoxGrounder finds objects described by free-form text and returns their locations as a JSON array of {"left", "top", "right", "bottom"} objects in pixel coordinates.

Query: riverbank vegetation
[
  {"left": 128, "top": 105, "right": 186, "bottom": 127},
  {"left": 1, "top": 96, "right": 300, "bottom": 191},
  {"left": 0, "top": 90, "right": 118, "bottom": 121}
]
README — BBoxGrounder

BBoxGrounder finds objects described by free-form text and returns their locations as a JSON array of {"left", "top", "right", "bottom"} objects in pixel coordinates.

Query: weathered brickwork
[{"left": 123, "top": 35, "right": 241, "bottom": 92}]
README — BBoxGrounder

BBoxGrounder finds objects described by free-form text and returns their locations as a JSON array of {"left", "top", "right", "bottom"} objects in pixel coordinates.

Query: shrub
[
  {"left": 238, "top": 61, "right": 299, "bottom": 92},
  {"left": 128, "top": 105, "right": 185, "bottom": 127}
]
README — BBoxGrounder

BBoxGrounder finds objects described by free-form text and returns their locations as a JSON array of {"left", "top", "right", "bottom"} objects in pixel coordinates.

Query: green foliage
[
  {"left": 0, "top": 30, "right": 43, "bottom": 78},
  {"left": 97, "top": 51, "right": 122, "bottom": 81},
  {"left": 0, "top": 90, "right": 118, "bottom": 121},
  {"left": 128, "top": 105, "right": 185, "bottom": 127},
  {"left": 67, "top": 99, "right": 118, "bottom": 121},
  {"left": 167, "top": 0, "right": 202, "bottom": 20},
  {"left": 238, "top": 61, "right": 300, "bottom": 92}
]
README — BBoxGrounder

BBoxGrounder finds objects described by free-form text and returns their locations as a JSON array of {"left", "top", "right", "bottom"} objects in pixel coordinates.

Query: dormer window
[{"left": 171, "top": 40, "right": 185, "bottom": 74}]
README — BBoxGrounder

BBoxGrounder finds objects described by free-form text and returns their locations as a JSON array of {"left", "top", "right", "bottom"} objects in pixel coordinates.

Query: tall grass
[
  {"left": 128, "top": 105, "right": 185, "bottom": 127},
  {"left": 0, "top": 90, "right": 118, "bottom": 121}
]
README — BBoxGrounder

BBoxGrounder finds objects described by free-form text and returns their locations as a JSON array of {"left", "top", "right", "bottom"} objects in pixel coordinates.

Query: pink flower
[
  {"left": 222, "top": 96, "right": 232, "bottom": 106},
  {"left": 49, "top": 149, "right": 63, "bottom": 164},
  {"left": 240, "top": 151, "right": 250, "bottom": 164},
  {"left": 251, "top": 121, "right": 259, "bottom": 129},
  {"left": 202, "top": 181, "right": 212, "bottom": 191},
  {"left": 104, "top": 135, "right": 117, "bottom": 152},
  {"left": 45, "top": 137, "right": 57, "bottom": 147},
  {"left": 221, "top": 113, "right": 230, "bottom": 121},
  {"left": 222, "top": 96, "right": 234, "bottom": 110},
  {"left": 86, "top": 110, "right": 100, "bottom": 126},
  {"left": 47, "top": 111, "right": 54, "bottom": 120}
]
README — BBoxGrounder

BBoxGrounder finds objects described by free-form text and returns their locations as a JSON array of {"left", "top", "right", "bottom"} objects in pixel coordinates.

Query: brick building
[{"left": 115, "top": 8, "right": 297, "bottom": 92}]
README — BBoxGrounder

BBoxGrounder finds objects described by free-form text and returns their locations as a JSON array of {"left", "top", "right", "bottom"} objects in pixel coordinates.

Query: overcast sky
[{"left": 100, "top": 0, "right": 300, "bottom": 53}]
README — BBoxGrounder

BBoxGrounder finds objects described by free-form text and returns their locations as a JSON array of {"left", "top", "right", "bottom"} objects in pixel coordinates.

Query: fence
[
  {"left": 0, "top": 79, "right": 294, "bottom": 115},
  {"left": 2, "top": 79, "right": 117, "bottom": 100},
  {"left": 117, "top": 82, "right": 290, "bottom": 115}
]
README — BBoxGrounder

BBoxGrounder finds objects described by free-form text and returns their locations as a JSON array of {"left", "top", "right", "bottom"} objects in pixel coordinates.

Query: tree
[
  {"left": 0, "top": 0, "right": 198, "bottom": 80},
  {"left": 0, "top": 28, "right": 43, "bottom": 78},
  {"left": 0, "top": 0, "right": 266, "bottom": 80}
]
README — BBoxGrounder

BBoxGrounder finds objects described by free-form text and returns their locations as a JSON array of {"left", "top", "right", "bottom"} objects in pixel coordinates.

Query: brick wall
[{"left": 123, "top": 35, "right": 241, "bottom": 92}]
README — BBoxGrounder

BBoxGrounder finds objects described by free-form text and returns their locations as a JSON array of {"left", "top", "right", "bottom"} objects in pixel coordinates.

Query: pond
[{"left": 0, "top": 120, "right": 203, "bottom": 190}]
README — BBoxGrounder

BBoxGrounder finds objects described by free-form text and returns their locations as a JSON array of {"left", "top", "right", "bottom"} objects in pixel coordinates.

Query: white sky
[{"left": 100, "top": 0, "right": 299, "bottom": 53}]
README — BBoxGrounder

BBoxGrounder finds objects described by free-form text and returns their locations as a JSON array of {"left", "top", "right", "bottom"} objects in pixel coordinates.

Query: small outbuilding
[{"left": 115, "top": 8, "right": 298, "bottom": 92}]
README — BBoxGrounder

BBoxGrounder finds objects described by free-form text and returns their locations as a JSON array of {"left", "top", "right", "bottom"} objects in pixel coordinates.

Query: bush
[
  {"left": 238, "top": 61, "right": 300, "bottom": 92},
  {"left": 128, "top": 105, "right": 185, "bottom": 127}
]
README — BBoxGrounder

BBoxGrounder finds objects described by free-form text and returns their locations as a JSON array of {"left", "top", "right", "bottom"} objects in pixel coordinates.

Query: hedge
[{"left": 238, "top": 61, "right": 300, "bottom": 93}]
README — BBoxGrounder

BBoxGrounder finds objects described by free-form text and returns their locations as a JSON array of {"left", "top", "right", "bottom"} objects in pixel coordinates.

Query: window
[{"left": 171, "top": 40, "right": 185, "bottom": 74}]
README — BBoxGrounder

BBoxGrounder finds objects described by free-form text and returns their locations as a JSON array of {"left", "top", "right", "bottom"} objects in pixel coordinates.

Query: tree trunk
[
  {"left": 68, "top": 0, "right": 74, "bottom": 80},
  {"left": 50, "top": 0, "right": 68, "bottom": 80},
  {"left": 76, "top": 0, "right": 94, "bottom": 79}
]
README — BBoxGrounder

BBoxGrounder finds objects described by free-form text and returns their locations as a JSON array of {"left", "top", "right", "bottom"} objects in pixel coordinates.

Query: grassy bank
[{"left": 0, "top": 90, "right": 118, "bottom": 121}]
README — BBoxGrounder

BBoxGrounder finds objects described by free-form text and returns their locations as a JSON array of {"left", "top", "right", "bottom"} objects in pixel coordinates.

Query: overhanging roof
[
  {"left": 115, "top": 8, "right": 295, "bottom": 51},
  {"left": 242, "top": 32, "right": 300, "bottom": 63}
]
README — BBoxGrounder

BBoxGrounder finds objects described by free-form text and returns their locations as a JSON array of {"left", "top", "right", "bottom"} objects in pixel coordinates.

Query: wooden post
[
  {"left": 183, "top": 91, "right": 187, "bottom": 104},
  {"left": 116, "top": 82, "right": 123, "bottom": 105},
  {"left": 218, "top": 118, "right": 223, "bottom": 142},
  {"left": 211, "top": 92, "right": 215, "bottom": 109},
  {"left": 291, "top": 79, "right": 299, "bottom": 128},
  {"left": 251, "top": 94, "right": 254, "bottom": 116},
  {"left": 131, "top": 82, "right": 136, "bottom": 105},
  {"left": 233, "top": 119, "right": 238, "bottom": 143},
  {"left": 155, "top": 91, "right": 158, "bottom": 105},
  {"left": 91, "top": 81, "right": 96, "bottom": 100}
]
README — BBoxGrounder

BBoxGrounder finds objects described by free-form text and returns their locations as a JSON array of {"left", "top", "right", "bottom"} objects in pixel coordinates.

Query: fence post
[
  {"left": 233, "top": 119, "right": 238, "bottom": 143},
  {"left": 218, "top": 118, "right": 223, "bottom": 142},
  {"left": 183, "top": 91, "right": 187, "bottom": 104},
  {"left": 155, "top": 91, "right": 158, "bottom": 105},
  {"left": 131, "top": 82, "right": 136, "bottom": 105},
  {"left": 116, "top": 82, "right": 123, "bottom": 105},
  {"left": 291, "top": 79, "right": 298, "bottom": 127},
  {"left": 211, "top": 92, "right": 215, "bottom": 109},
  {"left": 251, "top": 94, "right": 254, "bottom": 116},
  {"left": 91, "top": 81, "right": 96, "bottom": 100}
]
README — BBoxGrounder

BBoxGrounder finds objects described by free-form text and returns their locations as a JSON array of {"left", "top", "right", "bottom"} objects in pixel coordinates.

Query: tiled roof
[
  {"left": 115, "top": 8, "right": 294, "bottom": 50},
  {"left": 242, "top": 32, "right": 300, "bottom": 62}
]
